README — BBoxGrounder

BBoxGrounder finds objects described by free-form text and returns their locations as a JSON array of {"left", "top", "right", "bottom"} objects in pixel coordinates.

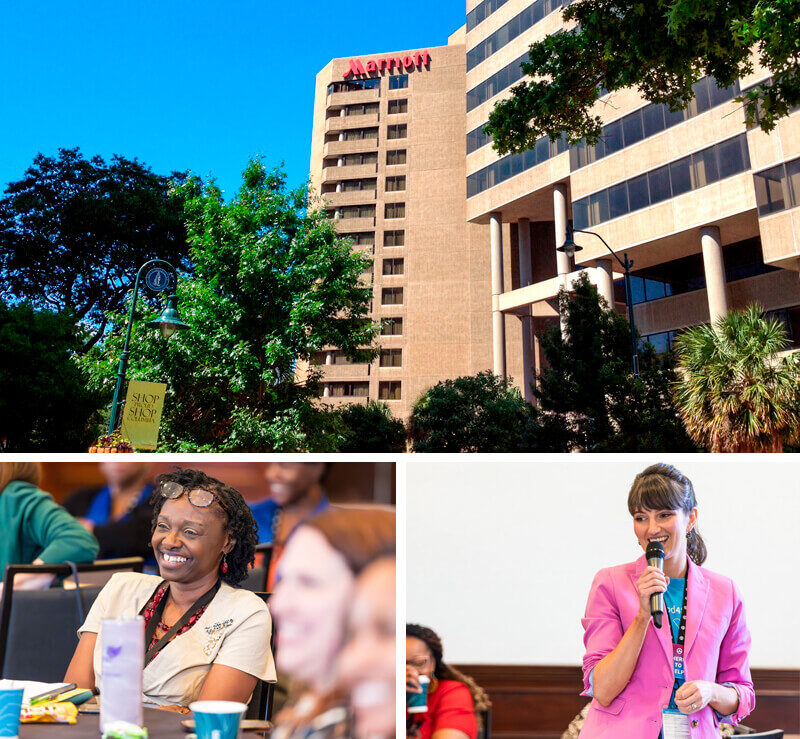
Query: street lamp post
[
  {"left": 107, "top": 259, "right": 190, "bottom": 434},
  {"left": 557, "top": 224, "right": 640, "bottom": 377}
]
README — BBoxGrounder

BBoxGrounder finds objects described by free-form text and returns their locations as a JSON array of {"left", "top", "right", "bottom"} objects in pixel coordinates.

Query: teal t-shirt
[{"left": 664, "top": 576, "right": 686, "bottom": 711}]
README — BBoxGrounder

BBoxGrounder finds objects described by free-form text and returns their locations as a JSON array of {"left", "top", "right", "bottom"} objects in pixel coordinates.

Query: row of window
[
  {"left": 325, "top": 382, "right": 402, "bottom": 400},
  {"left": 325, "top": 124, "right": 406, "bottom": 145},
  {"left": 323, "top": 149, "right": 407, "bottom": 169},
  {"left": 340, "top": 231, "right": 405, "bottom": 248},
  {"left": 570, "top": 77, "right": 741, "bottom": 170},
  {"left": 753, "top": 156, "right": 800, "bottom": 217},
  {"left": 333, "top": 203, "right": 405, "bottom": 219},
  {"left": 324, "top": 176, "right": 406, "bottom": 195},
  {"left": 326, "top": 75, "right": 407, "bottom": 95},
  {"left": 467, "top": 133, "right": 568, "bottom": 197},
  {"left": 313, "top": 344, "right": 404, "bottom": 366},
  {"left": 467, "top": 0, "right": 510, "bottom": 31},
  {"left": 467, "top": 122, "right": 492, "bottom": 155},
  {"left": 467, "top": 51, "right": 529, "bottom": 112},
  {"left": 328, "top": 99, "right": 408, "bottom": 119},
  {"left": 467, "top": 0, "right": 566, "bottom": 71},
  {"left": 572, "top": 134, "right": 751, "bottom": 229}
]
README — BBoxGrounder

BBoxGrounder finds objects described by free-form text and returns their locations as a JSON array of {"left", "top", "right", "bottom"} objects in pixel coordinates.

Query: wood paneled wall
[{"left": 454, "top": 664, "right": 800, "bottom": 739}]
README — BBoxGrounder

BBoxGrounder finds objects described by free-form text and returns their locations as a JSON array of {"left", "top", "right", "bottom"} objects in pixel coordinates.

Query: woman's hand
[
  {"left": 635, "top": 566, "right": 668, "bottom": 619},
  {"left": 674, "top": 680, "right": 716, "bottom": 714},
  {"left": 406, "top": 664, "right": 421, "bottom": 694}
]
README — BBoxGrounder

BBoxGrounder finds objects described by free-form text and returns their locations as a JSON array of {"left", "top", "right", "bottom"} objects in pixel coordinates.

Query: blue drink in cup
[
  {"left": 0, "top": 688, "right": 24, "bottom": 739},
  {"left": 407, "top": 675, "right": 430, "bottom": 713},
  {"left": 189, "top": 700, "right": 247, "bottom": 739}
]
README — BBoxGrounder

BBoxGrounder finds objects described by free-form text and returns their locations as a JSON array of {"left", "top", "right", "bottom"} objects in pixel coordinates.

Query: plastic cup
[
  {"left": 0, "top": 688, "right": 24, "bottom": 739},
  {"left": 189, "top": 701, "right": 247, "bottom": 739},
  {"left": 406, "top": 674, "right": 430, "bottom": 713}
]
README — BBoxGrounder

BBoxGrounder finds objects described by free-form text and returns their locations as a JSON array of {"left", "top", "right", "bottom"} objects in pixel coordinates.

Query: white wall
[{"left": 406, "top": 455, "right": 800, "bottom": 669}]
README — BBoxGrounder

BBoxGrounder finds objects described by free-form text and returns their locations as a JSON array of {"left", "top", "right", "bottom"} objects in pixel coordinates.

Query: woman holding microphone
[{"left": 580, "top": 463, "right": 754, "bottom": 738}]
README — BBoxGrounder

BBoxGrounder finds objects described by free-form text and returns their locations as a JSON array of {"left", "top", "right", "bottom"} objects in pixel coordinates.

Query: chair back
[
  {"left": 254, "top": 544, "right": 274, "bottom": 577},
  {"left": 239, "top": 566, "right": 267, "bottom": 593},
  {"left": 245, "top": 591, "right": 275, "bottom": 722},
  {"left": 0, "top": 558, "right": 144, "bottom": 681},
  {"left": 477, "top": 708, "right": 492, "bottom": 739}
]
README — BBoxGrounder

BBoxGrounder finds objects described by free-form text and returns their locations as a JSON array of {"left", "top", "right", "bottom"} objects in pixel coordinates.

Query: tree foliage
[
  {"left": 485, "top": 0, "right": 800, "bottom": 155},
  {"left": 335, "top": 402, "right": 407, "bottom": 452},
  {"left": 0, "top": 147, "right": 190, "bottom": 350},
  {"left": 0, "top": 301, "right": 102, "bottom": 451},
  {"left": 673, "top": 305, "right": 800, "bottom": 452},
  {"left": 409, "top": 371, "right": 541, "bottom": 452},
  {"left": 79, "top": 161, "right": 378, "bottom": 452},
  {"left": 536, "top": 273, "right": 696, "bottom": 451}
]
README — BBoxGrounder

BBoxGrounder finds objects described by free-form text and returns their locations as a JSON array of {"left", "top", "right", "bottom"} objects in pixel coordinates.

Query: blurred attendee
[
  {"left": 65, "top": 468, "right": 275, "bottom": 710},
  {"left": 0, "top": 462, "right": 99, "bottom": 596},
  {"left": 250, "top": 463, "right": 330, "bottom": 588},
  {"left": 63, "top": 461, "right": 155, "bottom": 561},
  {"left": 270, "top": 507, "right": 396, "bottom": 739},
  {"left": 406, "top": 624, "right": 490, "bottom": 739},
  {"left": 337, "top": 555, "right": 396, "bottom": 739}
]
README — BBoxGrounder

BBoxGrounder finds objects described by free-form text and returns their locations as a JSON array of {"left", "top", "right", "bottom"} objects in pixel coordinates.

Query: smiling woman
[{"left": 63, "top": 468, "right": 276, "bottom": 711}]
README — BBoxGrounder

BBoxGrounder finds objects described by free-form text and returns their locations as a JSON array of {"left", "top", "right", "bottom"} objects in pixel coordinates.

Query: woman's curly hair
[{"left": 150, "top": 467, "right": 258, "bottom": 586}]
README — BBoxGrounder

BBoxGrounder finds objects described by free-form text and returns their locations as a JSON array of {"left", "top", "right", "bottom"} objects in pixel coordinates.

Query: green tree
[
  {"left": 485, "top": 0, "right": 800, "bottom": 154},
  {"left": 336, "top": 402, "right": 407, "bottom": 452},
  {"left": 535, "top": 273, "right": 696, "bottom": 452},
  {"left": 0, "top": 147, "right": 190, "bottom": 350},
  {"left": 80, "top": 161, "right": 378, "bottom": 452},
  {"left": 409, "top": 371, "right": 541, "bottom": 452},
  {"left": 673, "top": 305, "right": 800, "bottom": 452},
  {"left": 0, "top": 301, "right": 102, "bottom": 451}
]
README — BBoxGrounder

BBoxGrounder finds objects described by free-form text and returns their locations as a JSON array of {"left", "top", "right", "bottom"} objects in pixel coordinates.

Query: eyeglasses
[
  {"left": 406, "top": 656, "right": 432, "bottom": 671},
  {"left": 160, "top": 481, "right": 222, "bottom": 510}
]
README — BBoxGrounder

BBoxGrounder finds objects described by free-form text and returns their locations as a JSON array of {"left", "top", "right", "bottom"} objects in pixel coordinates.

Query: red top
[{"left": 407, "top": 679, "right": 477, "bottom": 739}]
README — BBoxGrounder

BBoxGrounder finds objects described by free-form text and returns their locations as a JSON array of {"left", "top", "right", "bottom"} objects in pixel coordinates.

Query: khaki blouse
[{"left": 79, "top": 572, "right": 276, "bottom": 707}]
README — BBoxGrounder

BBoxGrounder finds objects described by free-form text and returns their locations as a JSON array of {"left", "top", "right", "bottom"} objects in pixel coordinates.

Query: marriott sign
[{"left": 342, "top": 50, "right": 431, "bottom": 79}]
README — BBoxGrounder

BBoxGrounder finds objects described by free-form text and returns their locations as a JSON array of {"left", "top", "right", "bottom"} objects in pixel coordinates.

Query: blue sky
[{"left": 0, "top": 1, "right": 463, "bottom": 198}]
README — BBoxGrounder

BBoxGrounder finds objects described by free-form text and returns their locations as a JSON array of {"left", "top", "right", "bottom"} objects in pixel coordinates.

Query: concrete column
[
  {"left": 595, "top": 258, "right": 615, "bottom": 309},
  {"left": 518, "top": 218, "right": 533, "bottom": 287},
  {"left": 336, "top": 182, "right": 342, "bottom": 193},
  {"left": 490, "top": 212, "right": 507, "bottom": 377},
  {"left": 337, "top": 156, "right": 344, "bottom": 167},
  {"left": 553, "top": 184, "right": 571, "bottom": 278},
  {"left": 325, "top": 351, "right": 334, "bottom": 366},
  {"left": 520, "top": 312, "right": 534, "bottom": 403},
  {"left": 700, "top": 226, "right": 728, "bottom": 323},
  {"left": 323, "top": 384, "right": 330, "bottom": 398}
]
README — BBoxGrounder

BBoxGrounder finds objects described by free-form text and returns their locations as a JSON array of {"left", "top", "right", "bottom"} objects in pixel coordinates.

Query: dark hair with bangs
[
  {"left": 627, "top": 463, "right": 707, "bottom": 565},
  {"left": 150, "top": 467, "right": 258, "bottom": 585}
]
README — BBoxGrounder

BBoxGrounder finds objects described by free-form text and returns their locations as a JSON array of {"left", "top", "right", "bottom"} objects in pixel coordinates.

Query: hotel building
[{"left": 310, "top": 2, "right": 800, "bottom": 415}]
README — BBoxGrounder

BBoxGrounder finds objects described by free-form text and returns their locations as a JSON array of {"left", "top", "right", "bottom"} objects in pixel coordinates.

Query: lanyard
[
  {"left": 141, "top": 580, "right": 221, "bottom": 666},
  {"left": 669, "top": 567, "right": 689, "bottom": 690}
]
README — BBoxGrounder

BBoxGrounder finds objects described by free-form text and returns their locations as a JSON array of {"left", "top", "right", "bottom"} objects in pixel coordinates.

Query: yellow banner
[{"left": 120, "top": 380, "right": 167, "bottom": 450}]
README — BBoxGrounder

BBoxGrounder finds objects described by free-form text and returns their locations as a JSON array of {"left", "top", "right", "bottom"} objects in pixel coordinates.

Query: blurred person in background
[
  {"left": 250, "top": 463, "right": 330, "bottom": 588},
  {"left": 270, "top": 507, "right": 396, "bottom": 738},
  {"left": 0, "top": 462, "right": 99, "bottom": 596},
  {"left": 337, "top": 554, "right": 396, "bottom": 739},
  {"left": 63, "top": 461, "right": 155, "bottom": 562},
  {"left": 406, "top": 624, "right": 491, "bottom": 739}
]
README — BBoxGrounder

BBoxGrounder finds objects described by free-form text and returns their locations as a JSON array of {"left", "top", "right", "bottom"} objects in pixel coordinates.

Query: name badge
[
  {"left": 662, "top": 709, "right": 691, "bottom": 739},
  {"left": 672, "top": 643, "right": 685, "bottom": 681}
]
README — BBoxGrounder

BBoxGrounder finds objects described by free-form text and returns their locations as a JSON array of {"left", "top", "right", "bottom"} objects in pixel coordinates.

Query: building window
[
  {"left": 386, "top": 176, "right": 406, "bottom": 192},
  {"left": 382, "top": 258, "right": 404, "bottom": 275},
  {"left": 384, "top": 230, "right": 405, "bottom": 247},
  {"left": 467, "top": 52, "right": 528, "bottom": 112},
  {"left": 346, "top": 232, "right": 375, "bottom": 246},
  {"left": 340, "top": 205, "right": 376, "bottom": 219},
  {"left": 389, "top": 75, "right": 408, "bottom": 90},
  {"left": 754, "top": 156, "right": 800, "bottom": 216},
  {"left": 467, "top": 123, "right": 492, "bottom": 154},
  {"left": 342, "top": 127, "right": 379, "bottom": 141},
  {"left": 384, "top": 202, "right": 406, "bottom": 219},
  {"left": 381, "top": 317, "right": 403, "bottom": 336},
  {"left": 340, "top": 152, "right": 378, "bottom": 166},
  {"left": 467, "top": 0, "right": 511, "bottom": 31},
  {"left": 381, "top": 287, "right": 403, "bottom": 305},
  {"left": 328, "top": 79, "right": 380, "bottom": 94},
  {"left": 343, "top": 102, "right": 379, "bottom": 116},
  {"left": 327, "top": 382, "right": 370, "bottom": 397},
  {"left": 388, "top": 98, "right": 408, "bottom": 114},
  {"left": 378, "top": 381, "right": 402, "bottom": 399},
  {"left": 387, "top": 149, "right": 407, "bottom": 166},
  {"left": 379, "top": 348, "right": 402, "bottom": 367},
  {"left": 387, "top": 124, "right": 407, "bottom": 140},
  {"left": 572, "top": 134, "right": 751, "bottom": 228},
  {"left": 340, "top": 178, "right": 378, "bottom": 192}
]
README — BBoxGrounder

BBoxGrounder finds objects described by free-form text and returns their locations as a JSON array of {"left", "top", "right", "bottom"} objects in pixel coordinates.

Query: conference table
[{"left": 20, "top": 708, "right": 187, "bottom": 738}]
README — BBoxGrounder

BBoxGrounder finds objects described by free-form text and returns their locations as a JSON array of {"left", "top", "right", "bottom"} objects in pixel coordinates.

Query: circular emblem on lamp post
[{"left": 145, "top": 267, "right": 172, "bottom": 293}]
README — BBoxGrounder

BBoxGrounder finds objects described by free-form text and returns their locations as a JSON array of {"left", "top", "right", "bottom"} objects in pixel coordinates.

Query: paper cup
[
  {"left": 0, "top": 689, "right": 24, "bottom": 739},
  {"left": 189, "top": 701, "right": 247, "bottom": 739},
  {"left": 406, "top": 675, "right": 430, "bottom": 713}
]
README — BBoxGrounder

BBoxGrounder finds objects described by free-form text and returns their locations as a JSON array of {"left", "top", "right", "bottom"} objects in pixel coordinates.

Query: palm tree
[{"left": 673, "top": 305, "right": 800, "bottom": 452}]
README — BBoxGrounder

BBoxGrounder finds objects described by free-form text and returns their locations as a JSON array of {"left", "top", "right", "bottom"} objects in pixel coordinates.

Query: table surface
[{"left": 20, "top": 707, "right": 187, "bottom": 738}]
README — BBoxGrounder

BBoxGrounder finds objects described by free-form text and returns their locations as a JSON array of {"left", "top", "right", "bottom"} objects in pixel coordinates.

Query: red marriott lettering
[{"left": 342, "top": 50, "right": 431, "bottom": 79}]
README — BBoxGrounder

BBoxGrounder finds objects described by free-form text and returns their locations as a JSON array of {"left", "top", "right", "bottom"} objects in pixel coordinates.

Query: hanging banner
[{"left": 120, "top": 380, "right": 167, "bottom": 450}]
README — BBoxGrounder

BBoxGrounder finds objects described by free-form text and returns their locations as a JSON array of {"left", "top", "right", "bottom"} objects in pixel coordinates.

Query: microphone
[{"left": 645, "top": 541, "right": 665, "bottom": 629}]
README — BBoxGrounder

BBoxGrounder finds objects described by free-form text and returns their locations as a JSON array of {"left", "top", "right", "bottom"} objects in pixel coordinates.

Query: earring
[{"left": 220, "top": 553, "right": 228, "bottom": 574}]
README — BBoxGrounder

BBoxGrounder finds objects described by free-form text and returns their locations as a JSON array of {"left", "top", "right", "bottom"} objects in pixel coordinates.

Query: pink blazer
[{"left": 579, "top": 556, "right": 754, "bottom": 738}]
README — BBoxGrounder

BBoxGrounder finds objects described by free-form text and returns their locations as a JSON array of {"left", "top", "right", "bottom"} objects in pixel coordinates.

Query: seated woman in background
[
  {"left": 65, "top": 468, "right": 275, "bottom": 711},
  {"left": 0, "top": 462, "right": 99, "bottom": 596},
  {"left": 406, "top": 624, "right": 491, "bottom": 739},
  {"left": 269, "top": 506, "right": 396, "bottom": 738},
  {"left": 337, "top": 554, "right": 396, "bottom": 739}
]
